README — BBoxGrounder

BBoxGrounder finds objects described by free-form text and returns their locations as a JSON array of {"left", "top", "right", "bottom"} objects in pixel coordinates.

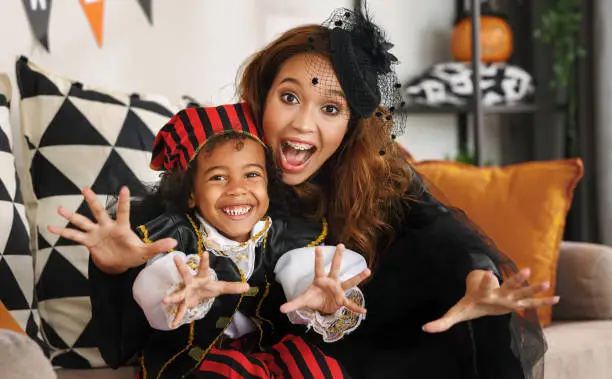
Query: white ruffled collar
[{"left": 195, "top": 213, "right": 270, "bottom": 250}]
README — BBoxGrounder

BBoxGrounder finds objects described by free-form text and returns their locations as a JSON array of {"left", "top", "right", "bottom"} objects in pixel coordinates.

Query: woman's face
[{"left": 262, "top": 53, "right": 350, "bottom": 186}]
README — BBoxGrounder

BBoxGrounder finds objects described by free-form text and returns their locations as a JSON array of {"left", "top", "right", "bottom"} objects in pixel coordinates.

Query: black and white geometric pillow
[
  {"left": 405, "top": 62, "right": 535, "bottom": 107},
  {"left": 0, "top": 73, "right": 43, "bottom": 343},
  {"left": 16, "top": 56, "right": 178, "bottom": 368}
]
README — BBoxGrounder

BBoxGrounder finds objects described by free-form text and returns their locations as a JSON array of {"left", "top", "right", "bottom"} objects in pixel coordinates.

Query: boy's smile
[{"left": 189, "top": 137, "right": 269, "bottom": 242}]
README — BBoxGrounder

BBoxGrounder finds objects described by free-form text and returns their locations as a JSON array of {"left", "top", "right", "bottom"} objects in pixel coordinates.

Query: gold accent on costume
[
  {"left": 188, "top": 346, "right": 205, "bottom": 361},
  {"left": 139, "top": 355, "right": 147, "bottom": 379},
  {"left": 154, "top": 322, "right": 196, "bottom": 379},
  {"left": 307, "top": 218, "right": 328, "bottom": 247},
  {"left": 137, "top": 225, "right": 152, "bottom": 244},
  {"left": 215, "top": 317, "right": 232, "bottom": 328},
  {"left": 183, "top": 212, "right": 250, "bottom": 374},
  {"left": 185, "top": 214, "right": 205, "bottom": 256},
  {"left": 253, "top": 278, "right": 273, "bottom": 351},
  {"left": 245, "top": 287, "right": 259, "bottom": 297}
]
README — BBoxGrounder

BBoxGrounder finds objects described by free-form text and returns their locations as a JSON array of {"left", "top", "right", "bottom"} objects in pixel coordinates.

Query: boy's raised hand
[
  {"left": 47, "top": 186, "right": 177, "bottom": 275},
  {"left": 163, "top": 251, "right": 250, "bottom": 328}
]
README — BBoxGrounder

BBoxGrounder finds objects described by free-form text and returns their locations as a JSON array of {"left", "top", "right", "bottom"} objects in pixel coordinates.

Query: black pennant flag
[
  {"left": 22, "top": 0, "right": 53, "bottom": 51},
  {"left": 136, "top": 0, "right": 153, "bottom": 25}
]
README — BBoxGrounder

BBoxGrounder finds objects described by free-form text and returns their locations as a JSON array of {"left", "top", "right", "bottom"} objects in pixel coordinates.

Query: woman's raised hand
[
  {"left": 47, "top": 187, "right": 177, "bottom": 275},
  {"left": 422, "top": 268, "right": 559, "bottom": 333}
]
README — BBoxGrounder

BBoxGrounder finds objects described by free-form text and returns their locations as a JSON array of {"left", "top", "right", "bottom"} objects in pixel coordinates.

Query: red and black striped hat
[{"left": 150, "top": 102, "right": 265, "bottom": 172}]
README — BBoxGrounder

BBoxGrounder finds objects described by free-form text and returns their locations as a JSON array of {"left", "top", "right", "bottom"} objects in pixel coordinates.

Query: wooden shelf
[{"left": 398, "top": 103, "right": 538, "bottom": 115}]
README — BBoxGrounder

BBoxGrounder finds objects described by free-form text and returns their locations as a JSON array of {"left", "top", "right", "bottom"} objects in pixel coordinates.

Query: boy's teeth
[
  {"left": 285, "top": 141, "right": 313, "bottom": 151},
  {"left": 223, "top": 206, "right": 252, "bottom": 216}
]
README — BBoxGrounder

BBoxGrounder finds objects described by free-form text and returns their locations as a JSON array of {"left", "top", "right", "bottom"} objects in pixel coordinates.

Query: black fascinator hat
[{"left": 306, "top": 7, "right": 407, "bottom": 147}]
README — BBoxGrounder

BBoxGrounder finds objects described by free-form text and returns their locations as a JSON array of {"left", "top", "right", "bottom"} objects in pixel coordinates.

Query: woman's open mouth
[{"left": 279, "top": 140, "right": 317, "bottom": 173}]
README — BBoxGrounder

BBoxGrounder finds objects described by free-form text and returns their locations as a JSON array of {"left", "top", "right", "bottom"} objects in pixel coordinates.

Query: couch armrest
[{"left": 552, "top": 241, "right": 612, "bottom": 321}]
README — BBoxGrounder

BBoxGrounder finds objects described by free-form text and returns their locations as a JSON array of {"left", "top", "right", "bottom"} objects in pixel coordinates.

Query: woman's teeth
[
  {"left": 281, "top": 140, "right": 316, "bottom": 166},
  {"left": 284, "top": 140, "right": 314, "bottom": 151},
  {"left": 222, "top": 206, "right": 252, "bottom": 216}
]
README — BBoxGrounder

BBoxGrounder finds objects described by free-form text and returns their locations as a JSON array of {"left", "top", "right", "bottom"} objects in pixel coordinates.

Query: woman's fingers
[
  {"left": 82, "top": 187, "right": 111, "bottom": 225},
  {"left": 47, "top": 225, "right": 87, "bottom": 245},
  {"left": 57, "top": 206, "right": 96, "bottom": 232},
  {"left": 314, "top": 246, "right": 324, "bottom": 278},
  {"left": 329, "top": 244, "right": 344, "bottom": 279},
  {"left": 502, "top": 268, "right": 531, "bottom": 290},
  {"left": 516, "top": 296, "right": 560, "bottom": 310},
  {"left": 509, "top": 281, "right": 550, "bottom": 301},
  {"left": 341, "top": 269, "right": 371, "bottom": 291},
  {"left": 422, "top": 301, "right": 473, "bottom": 334},
  {"left": 116, "top": 186, "right": 131, "bottom": 227}
]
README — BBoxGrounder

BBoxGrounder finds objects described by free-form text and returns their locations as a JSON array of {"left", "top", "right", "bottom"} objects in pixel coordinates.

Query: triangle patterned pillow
[
  {"left": 16, "top": 56, "right": 180, "bottom": 368},
  {"left": 0, "top": 73, "right": 44, "bottom": 346}
]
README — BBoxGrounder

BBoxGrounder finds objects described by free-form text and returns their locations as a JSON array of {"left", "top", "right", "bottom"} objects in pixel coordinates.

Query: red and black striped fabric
[
  {"left": 150, "top": 102, "right": 265, "bottom": 172},
  {"left": 135, "top": 334, "right": 349, "bottom": 379}
]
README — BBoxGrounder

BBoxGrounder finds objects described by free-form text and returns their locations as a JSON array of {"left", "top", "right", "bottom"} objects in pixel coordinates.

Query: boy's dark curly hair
[{"left": 121, "top": 132, "right": 289, "bottom": 228}]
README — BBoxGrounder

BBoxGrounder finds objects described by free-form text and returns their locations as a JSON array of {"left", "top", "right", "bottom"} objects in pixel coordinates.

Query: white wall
[{"left": 0, "top": 0, "right": 473, "bottom": 172}]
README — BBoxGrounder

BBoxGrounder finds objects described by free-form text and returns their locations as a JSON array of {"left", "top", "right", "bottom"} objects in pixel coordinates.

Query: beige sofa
[
  {"left": 50, "top": 241, "right": 612, "bottom": 379},
  {"left": 542, "top": 241, "right": 612, "bottom": 379}
]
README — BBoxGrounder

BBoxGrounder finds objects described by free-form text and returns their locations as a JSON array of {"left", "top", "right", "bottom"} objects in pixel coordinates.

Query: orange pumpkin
[{"left": 451, "top": 15, "right": 513, "bottom": 63}]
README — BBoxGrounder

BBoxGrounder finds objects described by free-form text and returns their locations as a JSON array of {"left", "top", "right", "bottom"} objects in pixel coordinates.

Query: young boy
[{"left": 128, "top": 103, "right": 368, "bottom": 378}]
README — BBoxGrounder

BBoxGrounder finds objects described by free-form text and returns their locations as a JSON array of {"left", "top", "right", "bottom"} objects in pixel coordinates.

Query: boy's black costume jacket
[{"left": 89, "top": 212, "right": 326, "bottom": 379}]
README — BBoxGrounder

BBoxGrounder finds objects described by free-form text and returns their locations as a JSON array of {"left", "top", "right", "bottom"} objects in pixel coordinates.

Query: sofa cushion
[
  {"left": 0, "top": 74, "right": 43, "bottom": 342},
  {"left": 414, "top": 159, "right": 583, "bottom": 326},
  {"left": 0, "top": 329, "right": 56, "bottom": 379},
  {"left": 553, "top": 241, "right": 612, "bottom": 321},
  {"left": 16, "top": 56, "right": 178, "bottom": 368},
  {"left": 543, "top": 321, "right": 612, "bottom": 379}
]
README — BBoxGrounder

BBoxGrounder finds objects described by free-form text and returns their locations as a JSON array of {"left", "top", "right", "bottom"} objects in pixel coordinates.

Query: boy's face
[{"left": 189, "top": 137, "right": 269, "bottom": 243}]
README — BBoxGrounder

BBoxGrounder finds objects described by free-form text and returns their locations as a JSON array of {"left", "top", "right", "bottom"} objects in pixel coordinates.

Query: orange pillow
[
  {"left": 0, "top": 301, "right": 25, "bottom": 334},
  {"left": 414, "top": 159, "right": 583, "bottom": 326}
]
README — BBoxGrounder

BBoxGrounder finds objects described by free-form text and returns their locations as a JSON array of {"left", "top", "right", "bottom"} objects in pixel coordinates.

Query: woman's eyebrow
[{"left": 279, "top": 77, "right": 302, "bottom": 87}]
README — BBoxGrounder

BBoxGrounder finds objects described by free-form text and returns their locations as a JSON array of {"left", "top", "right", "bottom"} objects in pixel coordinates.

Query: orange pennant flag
[{"left": 80, "top": 0, "right": 104, "bottom": 47}]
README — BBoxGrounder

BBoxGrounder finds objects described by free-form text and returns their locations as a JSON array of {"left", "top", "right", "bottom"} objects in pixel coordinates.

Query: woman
[{"left": 50, "top": 7, "right": 551, "bottom": 379}]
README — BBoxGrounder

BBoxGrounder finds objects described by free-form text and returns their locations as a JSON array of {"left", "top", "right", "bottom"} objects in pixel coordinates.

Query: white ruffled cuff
[
  {"left": 274, "top": 245, "right": 368, "bottom": 343},
  {"left": 287, "top": 287, "right": 365, "bottom": 343},
  {"left": 133, "top": 252, "right": 216, "bottom": 331}
]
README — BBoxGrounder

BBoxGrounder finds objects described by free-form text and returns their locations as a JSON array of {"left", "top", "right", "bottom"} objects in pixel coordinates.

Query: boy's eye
[
  {"left": 281, "top": 93, "right": 299, "bottom": 104},
  {"left": 246, "top": 172, "right": 261, "bottom": 178},
  {"left": 209, "top": 175, "right": 226, "bottom": 181}
]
